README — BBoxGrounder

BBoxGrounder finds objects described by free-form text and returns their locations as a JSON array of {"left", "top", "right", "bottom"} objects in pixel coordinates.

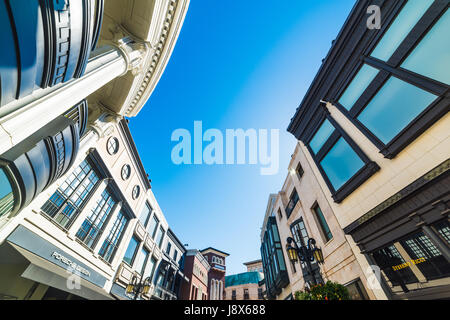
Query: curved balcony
[{"left": 0, "top": 0, "right": 104, "bottom": 107}]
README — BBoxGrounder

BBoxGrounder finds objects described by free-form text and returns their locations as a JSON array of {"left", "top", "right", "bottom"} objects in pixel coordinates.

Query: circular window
[
  {"left": 132, "top": 185, "right": 140, "bottom": 200},
  {"left": 107, "top": 137, "right": 119, "bottom": 155},
  {"left": 121, "top": 164, "right": 131, "bottom": 180}
]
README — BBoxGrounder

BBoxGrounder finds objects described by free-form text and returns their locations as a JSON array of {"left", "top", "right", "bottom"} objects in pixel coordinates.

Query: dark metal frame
[{"left": 305, "top": 106, "right": 380, "bottom": 203}]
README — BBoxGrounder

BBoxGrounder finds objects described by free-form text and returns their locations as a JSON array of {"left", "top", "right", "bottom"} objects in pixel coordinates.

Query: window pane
[
  {"left": 401, "top": 9, "right": 450, "bottom": 85},
  {"left": 309, "top": 119, "right": 335, "bottom": 154},
  {"left": 123, "top": 236, "right": 139, "bottom": 265},
  {"left": 339, "top": 64, "right": 379, "bottom": 110},
  {"left": 0, "top": 168, "right": 14, "bottom": 218},
  {"left": 135, "top": 248, "right": 149, "bottom": 275},
  {"left": 76, "top": 189, "right": 116, "bottom": 248},
  {"left": 358, "top": 77, "right": 437, "bottom": 144},
  {"left": 320, "top": 138, "right": 364, "bottom": 190},
  {"left": 143, "top": 257, "right": 157, "bottom": 280},
  {"left": 314, "top": 205, "right": 333, "bottom": 242},
  {"left": 371, "top": 0, "right": 434, "bottom": 61},
  {"left": 139, "top": 203, "right": 151, "bottom": 227},
  {"left": 148, "top": 215, "right": 159, "bottom": 238}
]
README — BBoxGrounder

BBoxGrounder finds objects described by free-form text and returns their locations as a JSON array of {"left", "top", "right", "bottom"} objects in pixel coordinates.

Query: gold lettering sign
[{"left": 392, "top": 257, "right": 426, "bottom": 271}]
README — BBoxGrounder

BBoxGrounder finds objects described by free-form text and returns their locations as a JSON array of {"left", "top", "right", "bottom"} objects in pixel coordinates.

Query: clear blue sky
[{"left": 129, "top": 0, "right": 356, "bottom": 275}]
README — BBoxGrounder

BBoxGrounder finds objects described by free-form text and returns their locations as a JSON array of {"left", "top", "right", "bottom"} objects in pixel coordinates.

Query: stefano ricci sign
[{"left": 51, "top": 251, "right": 91, "bottom": 277}]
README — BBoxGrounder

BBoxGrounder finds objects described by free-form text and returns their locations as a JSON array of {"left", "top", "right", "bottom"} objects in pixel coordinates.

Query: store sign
[
  {"left": 392, "top": 257, "right": 426, "bottom": 271},
  {"left": 51, "top": 251, "right": 91, "bottom": 277},
  {"left": 6, "top": 225, "right": 107, "bottom": 288}
]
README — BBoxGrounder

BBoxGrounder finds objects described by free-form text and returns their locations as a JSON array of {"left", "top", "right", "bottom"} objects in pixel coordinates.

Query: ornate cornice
[{"left": 124, "top": 0, "right": 189, "bottom": 117}]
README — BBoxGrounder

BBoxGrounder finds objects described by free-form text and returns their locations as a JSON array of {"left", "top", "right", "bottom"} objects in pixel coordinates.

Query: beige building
[
  {"left": 0, "top": 0, "right": 189, "bottom": 300},
  {"left": 270, "top": 143, "right": 373, "bottom": 300},
  {"left": 287, "top": 0, "right": 449, "bottom": 300},
  {"left": 224, "top": 261, "right": 265, "bottom": 301}
]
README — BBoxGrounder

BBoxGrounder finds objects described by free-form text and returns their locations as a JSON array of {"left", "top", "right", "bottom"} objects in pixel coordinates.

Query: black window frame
[
  {"left": 305, "top": 107, "right": 380, "bottom": 203},
  {"left": 332, "top": 1, "right": 450, "bottom": 159},
  {"left": 285, "top": 188, "right": 300, "bottom": 219},
  {"left": 312, "top": 202, "right": 333, "bottom": 243}
]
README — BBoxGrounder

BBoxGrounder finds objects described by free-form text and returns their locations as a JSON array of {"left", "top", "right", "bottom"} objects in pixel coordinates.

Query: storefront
[
  {"left": 0, "top": 225, "right": 112, "bottom": 300},
  {"left": 345, "top": 160, "right": 450, "bottom": 300}
]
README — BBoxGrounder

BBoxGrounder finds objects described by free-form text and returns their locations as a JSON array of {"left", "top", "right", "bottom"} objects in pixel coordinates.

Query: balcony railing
[{"left": 153, "top": 284, "right": 177, "bottom": 300}]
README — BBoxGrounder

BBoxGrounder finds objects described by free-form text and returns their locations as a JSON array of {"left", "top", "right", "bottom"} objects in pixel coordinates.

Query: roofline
[
  {"left": 167, "top": 228, "right": 186, "bottom": 253},
  {"left": 200, "top": 247, "right": 230, "bottom": 257},
  {"left": 243, "top": 259, "right": 262, "bottom": 266}
]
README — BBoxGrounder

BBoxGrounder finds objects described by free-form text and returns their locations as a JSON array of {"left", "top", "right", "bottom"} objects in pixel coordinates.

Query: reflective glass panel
[
  {"left": 0, "top": 168, "right": 14, "bottom": 218},
  {"left": 358, "top": 76, "right": 437, "bottom": 144},
  {"left": 320, "top": 138, "right": 364, "bottom": 190},
  {"left": 401, "top": 9, "right": 450, "bottom": 85},
  {"left": 123, "top": 236, "right": 139, "bottom": 265},
  {"left": 339, "top": 64, "right": 379, "bottom": 110},
  {"left": 371, "top": 0, "right": 434, "bottom": 61},
  {"left": 309, "top": 119, "right": 334, "bottom": 154}
]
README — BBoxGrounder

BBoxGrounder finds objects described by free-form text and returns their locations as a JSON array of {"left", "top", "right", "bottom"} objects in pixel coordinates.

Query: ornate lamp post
[
  {"left": 286, "top": 237, "right": 324, "bottom": 286},
  {"left": 125, "top": 275, "right": 152, "bottom": 300}
]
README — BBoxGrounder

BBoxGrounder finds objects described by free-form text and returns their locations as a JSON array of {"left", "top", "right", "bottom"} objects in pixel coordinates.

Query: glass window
[
  {"left": 309, "top": 119, "right": 335, "bottom": 154},
  {"left": 121, "top": 164, "right": 131, "bottom": 180},
  {"left": 401, "top": 9, "right": 450, "bottom": 85},
  {"left": 345, "top": 279, "right": 369, "bottom": 300},
  {"left": 107, "top": 137, "right": 119, "bottom": 155},
  {"left": 143, "top": 256, "right": 157, "bottom": 280},
  {"left": 296, "top": 162, "right": 304, "bottom": 178},
  {"left": 98, "top": 211, "right": 129, "bottom": 263},
  {"left": 320, "top": 138, "right": 365, "bottom": 190},
  {"left": 400, "top": 231, "right": 450, "bottom": 281},
  {"left": 372, "top": 245, "right": 418, "bottom": 288},
  {"left": 41, "top": 160, "right": 99, "bottom": 228},
  {"left": 135, "top": 248, "right": 149, "bottom": 275},
  {"left": 285, "top": 189, "right": 299, "bottom": 218},
  {"left": 357, "top": 76, "right": 437, "bottom": 144},
  {"left": 433, "top": 219, "right": 450, "bottom": 245},
  {"left": 371, "top": 0, "right": 434, "bottom": 61},
  {"left": 313, "top": 204, "right": 333, "bottom": 242},
  {"left": 339, "top": 64, "right": 379, "bottom": 110},
  {"left": 123, "top": 236, "right": 139, "bottom": 266},
  {"left": 148, "top": 214, "right": 159, "bottom": 238},
  {"left": 155, "top": 226, "right": 165, "bottom": 248},
  {"left": 76, "top": 189, "right": 116, "bottom": 248},
  {"left": 139, "top": 203, "right": 151, "bottom": 228},
  {"left": 0, "top": 168, "right": 14, "bottom": 218},
  {"left": 173, "top": 250, "right": 178, "bottom": 262},
  {"left": 132, "top": 185, "right": 140, "bottom": 200},
  {"left": 166, "top": 242, "right": 172, "bottom": 255}
]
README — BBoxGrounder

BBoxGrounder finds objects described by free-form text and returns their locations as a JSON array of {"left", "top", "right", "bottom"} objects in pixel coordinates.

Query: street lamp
[
  {"left": 286, "top": 237, "right": 324, "bottom": 285},
  {"left": 125, "top": 275, "right": 152, "bottom": 300}
]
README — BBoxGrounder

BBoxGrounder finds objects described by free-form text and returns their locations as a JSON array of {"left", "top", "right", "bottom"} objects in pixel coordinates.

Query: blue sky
[{"left": 129, "top": 0, "right": 356, "bottom": 275}]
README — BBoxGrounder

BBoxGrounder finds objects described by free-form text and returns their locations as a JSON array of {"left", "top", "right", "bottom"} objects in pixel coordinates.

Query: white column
[{"left": 0, "top": 40, "right": 139, "bottom": 155}]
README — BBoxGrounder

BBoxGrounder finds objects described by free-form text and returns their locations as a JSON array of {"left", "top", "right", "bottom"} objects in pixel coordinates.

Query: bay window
[
  {"left": 306, "top": 113, "right": 379, "bottom": 203},
  {"left": 76, "top": 188, "right": 116, "bottom": 248},
  {"left": 98, "top": 211, "right": 129, "bottom": 263},
  {"left": 41, "top": 160, "right": 100, "bottom": 229},
  {"left": 334, "top": 1, "right": 449, "bottom": 159}
]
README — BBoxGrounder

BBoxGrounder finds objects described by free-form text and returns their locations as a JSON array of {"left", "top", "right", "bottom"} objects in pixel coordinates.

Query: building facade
[
  {"left": 224, "top": 260, "right": 264, "bottom": 301},
  {"left": 200, "top": 247, "right": 229, "bottom": 300},
  {"left": 269, "top": 143, "right": 373, "bottom": 300},
  {"left": 0, "top": 0, "right": 190, "bottom": 300},
  {"left": 287, "top": 0, "right": 449, "bottom": 300},
  {"left": 180, "top": 249, "right": 210, "bottom": 300},
  {"left": 260, "top": 194, "right": 291, "bottom": 300}
]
